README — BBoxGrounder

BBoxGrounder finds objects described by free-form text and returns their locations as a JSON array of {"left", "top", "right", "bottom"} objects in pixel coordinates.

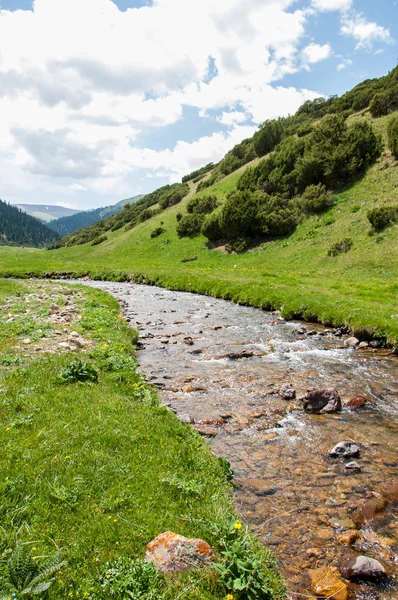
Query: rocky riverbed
[{"left": 86, "top": 281, "right": 398, "bottom": 600}]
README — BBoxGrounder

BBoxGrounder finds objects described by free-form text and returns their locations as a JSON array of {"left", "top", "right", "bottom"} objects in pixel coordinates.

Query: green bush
[
  {"left": 387, "top": 114, "right": 398, "bottom": 159},
  {"left": 328, "top": 238, "right": 353, "bottom": 256},
  {"left": 91, "top": 235, "right": 108, "bottom": 246},
  {"left": 187, "top": 195, "right": 218, "bottom": 215},
  {"left": 150, "top": 227, "right": 165, "bottom": 238},
  {"left": 300, "top": 184, "right": 334, "bottom": 214},
  {"left": 176, "top": 213, "right": 204, "bottom": 238},
  {"left": 253, "top": 120, "right": 283, "bottom": 156},
  {"left": 367, "top": 205, "right": 398, "bottom": 231},
  {"left": 201, "top": 213, "right": 223, "bottom": 242}
]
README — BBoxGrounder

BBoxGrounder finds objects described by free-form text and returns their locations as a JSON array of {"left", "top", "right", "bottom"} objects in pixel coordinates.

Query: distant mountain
[
  {"left": 47, "top": 195, "right": 144, "bottom": 237},
  {"left": 0, "top": 199, "right": 60, "bottom": 248},
  {"left": 15, "top": 204, "right": 82, "bottom": 223}
]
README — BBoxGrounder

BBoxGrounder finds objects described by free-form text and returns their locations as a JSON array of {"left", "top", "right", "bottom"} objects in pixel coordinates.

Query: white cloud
[
  {"left": 311, "top": 0, "right": 352, "bottom": 11},
  {"left": 68, "top": 184, "right": 88, "bottom": 192},
  {"left": 337, "top": 58, "right": 353, "bottom": 70},
  {"left": 0, "top": 0, "right": 323, "bottom": 207},
  {"left": 301, "top": 43, "right": 333, "bottom": 66},
  {"left": 341, "top": 13, "right": 394, "bottom": 49}
]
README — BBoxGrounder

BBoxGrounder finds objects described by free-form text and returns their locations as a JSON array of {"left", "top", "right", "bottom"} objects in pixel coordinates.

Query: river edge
[
  {"left": 2, "top": 270, "right": 397, "bottom": 349},
  {"left": 83, "top": 280, "right": 398, "bottom": 600}
]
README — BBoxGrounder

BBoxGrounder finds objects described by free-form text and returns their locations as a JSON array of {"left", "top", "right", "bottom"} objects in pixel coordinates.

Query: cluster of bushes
[
  {"left": 182, "top": 163, "right": 215, "bottom": 183},
  {"left": 176, "top": 195, "right": 218, "bottom": 238},
  {"left": 51, "top": 183, "right": 189, "bottom": 248},
  {"left": 199, "top": 115, "right": 381, "bottom": 250},
  {"left": 238, "top": 115, "right": 381, "bottom": 195},
  {"left": 387, "top": 114, "right": 398, "bottom": 159},
  {"left": 91, "top": 235, "right": 108, "bottom": 246},
  {"left": 367, "top": 205, "right": 398, "bottom": 231},
  {"left": 150, "top": 227, "right": 165, "bottom": 238}
]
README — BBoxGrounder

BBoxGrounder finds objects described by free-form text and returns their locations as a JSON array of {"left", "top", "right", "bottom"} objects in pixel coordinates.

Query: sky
[{"left": 0, "top": 0, "right": 397, "bottom": 210}]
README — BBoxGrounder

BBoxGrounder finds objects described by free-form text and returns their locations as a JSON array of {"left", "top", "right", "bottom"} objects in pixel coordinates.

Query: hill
[
  {"left": 15, "top": 204, "right": 82, "bottom": 222},
  {"left": 47, "top": 194, "right": 144, "bottom": 237},
  {"left": 0, "top": 199, "right": 60, "bottom": 247},
  {"left": 1, "top": 66, "right": 397, "bottom": 344}
]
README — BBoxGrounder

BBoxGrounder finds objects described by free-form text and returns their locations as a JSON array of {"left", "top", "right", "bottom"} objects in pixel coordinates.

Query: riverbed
[{"left": 86, "top": 281, "right": 398, "bottom": 599}]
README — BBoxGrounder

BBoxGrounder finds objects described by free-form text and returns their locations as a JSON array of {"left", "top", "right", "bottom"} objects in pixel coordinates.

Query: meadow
[
  {"left": 0, "top": 279, "right": 284, "bottom": 599},
  {"left": 1, "top": 117, "right": 397, "bottom": 345}
]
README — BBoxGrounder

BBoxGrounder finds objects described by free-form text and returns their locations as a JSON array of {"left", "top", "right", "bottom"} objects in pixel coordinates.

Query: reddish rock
[
  {"left": 382, "top": 482, "right": 398, "bottom": 504},
  {"left": 345, "top": 396, "right": 367, "bottom": 409},
  {"left": 145, "top": 531, "right": 213, "bottom": 573},
  {"left": 193, "top": 425, "right": 219, "bottom": 437},
  {"left": 301, "top": 388, "right": 342, "bottom": 414}
]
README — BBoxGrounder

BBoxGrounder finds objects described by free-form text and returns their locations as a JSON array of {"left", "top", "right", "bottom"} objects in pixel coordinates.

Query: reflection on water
[{"left": 86, "top": 282, "right": 398, "bottom": 599}]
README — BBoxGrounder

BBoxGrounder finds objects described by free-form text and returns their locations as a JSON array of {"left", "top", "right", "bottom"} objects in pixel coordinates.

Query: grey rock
[
  {"left": 330, "top": 441, "right": 360, "bottom": 458},
  {"left": 279, "top": 384, "right": 296, "bottom": 400},
  {"left": 344, "top": 337, "right": 360, "bottom": 347},
  {"left": 345, "top": 461, "right": 361, "bottom": 471},
  {"left": 358, "top": 341, "right": 369, "bottom": 349},
  {"left": 340, "top": 555, "right": 386, "bottom": 580}
]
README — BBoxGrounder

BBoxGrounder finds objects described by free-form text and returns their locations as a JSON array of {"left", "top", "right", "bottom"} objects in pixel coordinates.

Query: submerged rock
[
  {"left": 308, "top": 566, "right": 348, "bottom": 600},
  {"left": 145, "top": 531, "right": 213, "bottom": 573},
  {"left": 351, "top": 496, "right": 388, "bottom": 526},
  {"left": 301, "top": 388, "right": 342, "bottom": 414},
  {"left": 279, "top": 384, "right": 296, "bottom": 400},
  {"left": 345, "top": 396, "right": 367, "bottom": 409},
  {"left": 330, "top": 441, "right": 360, "bottom": 458}
]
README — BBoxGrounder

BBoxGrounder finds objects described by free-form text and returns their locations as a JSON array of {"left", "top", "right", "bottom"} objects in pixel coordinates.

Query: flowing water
[{"left": 86, "top": 281, "right": 398, "bottom": 599}]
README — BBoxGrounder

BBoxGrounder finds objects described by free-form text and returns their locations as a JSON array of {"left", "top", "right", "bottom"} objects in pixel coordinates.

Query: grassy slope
[
  {"left": 0, "top": 279, "right": 284, "bottom": 599},
  {"left": 0, "top": 113, "right": 397, "bottom": 344}
]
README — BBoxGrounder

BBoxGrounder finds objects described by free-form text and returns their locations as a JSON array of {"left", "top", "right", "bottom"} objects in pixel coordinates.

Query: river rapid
[{"left": 86, "top": 281, "right": 397, "bottom": 599}]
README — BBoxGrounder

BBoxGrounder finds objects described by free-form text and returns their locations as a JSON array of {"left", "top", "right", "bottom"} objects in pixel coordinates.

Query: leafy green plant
[
  {"left": 0, "top": 543, "right": 66, "bottom": 599},
  {"left": 58, "top": 359, "right": 98, "bottom": 383},
  {"left": 215, "top": 521, "right": 275, "bottom": 600},
  {"left": 91, "top": 236, "right": 108, "bottom": 247},
  {"left": 98, "top": 557, "right": 164, "bottom": 599},
  {"left": 299, "top": 184, "right": 334, "bottom": 215}
]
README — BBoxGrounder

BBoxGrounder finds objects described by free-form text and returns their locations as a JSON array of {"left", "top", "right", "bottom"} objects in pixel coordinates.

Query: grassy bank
[{"left": 0, "top": 279, "right": 284, "bottom": 599}]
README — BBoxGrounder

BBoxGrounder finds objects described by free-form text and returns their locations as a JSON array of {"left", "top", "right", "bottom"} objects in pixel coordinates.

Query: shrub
[
  {"left": 328, "top": 238, "right": 353, "bottom": 256},
  {"left": 150, "top": 227, "right": 165, "bottom": 238},
  {"left": 253, "top": 120, "right": 283, "bottom": 156},
  {"left": 140, "top": 209, "right": 153, "bottom": 222},
  {"left": 58, "top": 359, "right": 99, "bottom": 383},
  {"left": 187, "top": 195, "right": 218, "bottom": 215},
  {"left": 176, "top": 214, "right": 204, "bottom": 237},
  {"left": 300, "top": 184, "right": 335, "bottom": 214},
  {"left": 367, "top": 205, "right": 398, "bottom": 231},
  {"left": 91, "top": 235, "right": 108, "bottom": 246},
  {"left": 226, "top": 238, "right": 249, "bottom": 253},
  {"left": 201, "top": 213, "right": 223, "bottom": 242},
  {"left": 387, "top": 114, "right": 398, "bottom": 159}
]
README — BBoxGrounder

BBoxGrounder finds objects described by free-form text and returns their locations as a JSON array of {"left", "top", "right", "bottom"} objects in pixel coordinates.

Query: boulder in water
[
  {"left": 278, "top": 384, "right": 296, "bottom": 400},
  {"left": 308, "top": 566, "right": 348, "bottom": 600},
  {"left": 301, "top": 388, "right": 342, "bottom": 414},
  {"left": 339, "top": 555, "right": 386, "bottom": 580}
]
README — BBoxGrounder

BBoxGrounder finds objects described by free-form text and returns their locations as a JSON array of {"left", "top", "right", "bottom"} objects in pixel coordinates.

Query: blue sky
[{"left": 0, "top": 0, "right": 397, "bottom": 209}]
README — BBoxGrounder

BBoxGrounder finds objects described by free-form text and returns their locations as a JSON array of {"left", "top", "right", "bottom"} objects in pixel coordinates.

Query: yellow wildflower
[
  {"left": 226, "top": 595, "right": 234, "bottom": 600},
  {"left": 233, "top": 521, "right": 242, "bottom": 530}
]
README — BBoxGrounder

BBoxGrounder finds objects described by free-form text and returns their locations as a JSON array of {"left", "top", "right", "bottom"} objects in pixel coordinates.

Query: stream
[{"left": 86, "top": 281, "right": 397, "bottom": 599}]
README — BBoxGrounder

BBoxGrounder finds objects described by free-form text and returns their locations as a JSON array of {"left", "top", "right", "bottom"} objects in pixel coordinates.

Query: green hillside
[
  {"left": 1, "top": 68, "right": 398, "bottom": 344},
  {"left": 48, "top": 194, "right": 144, "bottom": 236},
  {"left": 0, "top": 199, "right": 60, "bottom": 247}
]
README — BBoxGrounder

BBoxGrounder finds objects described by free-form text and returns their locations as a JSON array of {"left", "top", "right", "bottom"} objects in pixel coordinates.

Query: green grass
[
  {"left": 0, "top": 115, "right": 397, "bottom": 344},
  {"left": 0, "top": 280, "right": 284, "bottom": 599}
]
